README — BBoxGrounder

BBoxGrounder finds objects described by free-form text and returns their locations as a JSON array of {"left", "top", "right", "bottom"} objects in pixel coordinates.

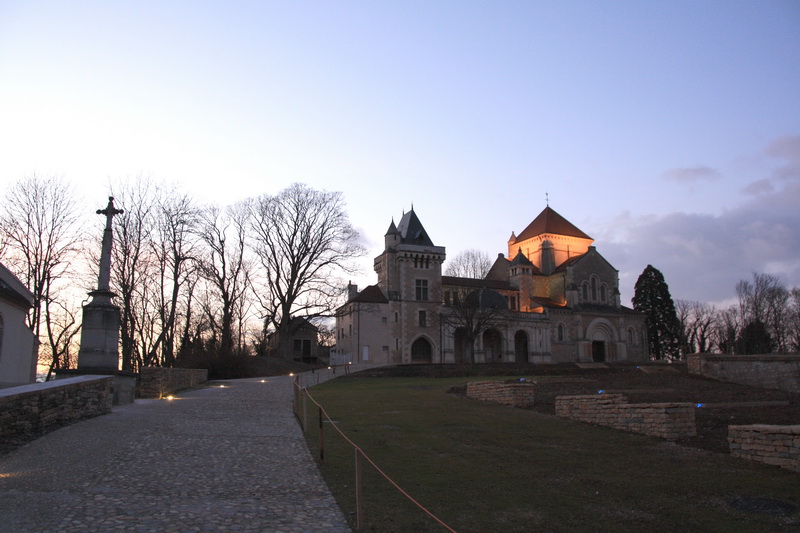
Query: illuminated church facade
[{"left": 332, "top": 206, "right": 648, "bottom": 365}]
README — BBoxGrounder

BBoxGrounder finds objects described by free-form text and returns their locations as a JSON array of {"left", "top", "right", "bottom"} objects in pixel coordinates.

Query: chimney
[{"left": 347, "top": 282, "right": 359, "bottom": 300}]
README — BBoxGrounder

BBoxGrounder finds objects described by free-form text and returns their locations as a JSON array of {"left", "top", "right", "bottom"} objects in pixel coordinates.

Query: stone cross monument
[{"left": 77, "top": 197, "right": 124, "bottom": 370}]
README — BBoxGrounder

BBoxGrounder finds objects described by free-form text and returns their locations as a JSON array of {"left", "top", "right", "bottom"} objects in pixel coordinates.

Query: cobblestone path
[{"left": 0, "top": 375, "right": 351, "bottom": 532}]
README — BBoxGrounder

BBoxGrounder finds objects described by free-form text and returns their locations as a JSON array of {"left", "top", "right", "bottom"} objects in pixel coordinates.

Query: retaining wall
[
  {"left": 466, "top": 381, "right": 535, "bottom": 407},
  {"left": 555, "top": 393, "right": 697, "bottom": 440},
  {"left": 686, "top": 353, "right": 800, "bottom": 393},
  {"left": 138, "top": 367, "right": 208, "bottom": 399},
  {"left": 0, "top": 376, "right": 112, "bottom": 439},
  {"left": 728, "top": 424, "right": 800, "bottom": 473}
]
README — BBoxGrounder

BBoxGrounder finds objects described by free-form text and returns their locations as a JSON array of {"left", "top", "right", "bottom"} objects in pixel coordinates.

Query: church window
[
  {"left": 395, "top": 312, "right": 398, "bottom": 322},
  {"left": 557, "top": 323, "right": 565, "bottom": 342},
  {"left": 591, "top": 277, "right": 597, "bottom": 301},
  {"left": 600, "top": 285, "right": 607, "bottom": 302},
  {"left": 415, "top": 279, "right": 428, "bottom": 301},
  {"left": 418, "top": 310, "right": 427, "bottom": 327},
  {"left": 582, "top": 283, "right": 588, "bottom": 301}
]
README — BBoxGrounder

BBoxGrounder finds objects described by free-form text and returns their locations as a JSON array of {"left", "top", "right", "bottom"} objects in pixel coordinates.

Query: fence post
[
  {"left": 355, "top": 448, "right": 364, "bottom": 532},
  {"left": 319, "top": 406, "right": 325, "bottom": 464},
  {"left": 302, "top": 388, "right": 308, "bottom": 432}
]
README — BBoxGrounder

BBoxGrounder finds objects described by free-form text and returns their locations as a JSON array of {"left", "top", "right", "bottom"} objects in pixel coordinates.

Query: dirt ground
[{"left": 353, "top": 363, "right": 800, "bottom": 455}]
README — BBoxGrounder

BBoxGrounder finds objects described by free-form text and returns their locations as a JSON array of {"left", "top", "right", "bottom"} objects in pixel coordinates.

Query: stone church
[{"left": 332, "top": 206, "right": 648, "bottom": 365}]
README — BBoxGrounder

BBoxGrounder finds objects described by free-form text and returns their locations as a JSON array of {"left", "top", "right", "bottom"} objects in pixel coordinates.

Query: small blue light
[
  {"left": 598, "top": 389, "right": 604, "bottom": 394},
  {"left": 696, "top": 403, "right": 704, "bottom": 408}
]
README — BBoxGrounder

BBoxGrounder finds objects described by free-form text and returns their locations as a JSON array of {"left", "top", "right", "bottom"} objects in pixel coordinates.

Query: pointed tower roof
[
  {"left": 396, "top": 208, "right": 435, "bottom": 246},
  {"left": 516, "top": 206, "right": 592, "bottom": 242},
  {"left": 385, "top": 219, "right": 400, "bottom": 236},
  {"left": 510, "top": 249, "right": 534, "bottom": 267}
]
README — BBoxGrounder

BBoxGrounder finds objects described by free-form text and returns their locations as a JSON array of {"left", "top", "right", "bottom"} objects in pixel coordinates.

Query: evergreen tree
[{"left": 632, "top": 265, "right": 681, "bottom": 360}]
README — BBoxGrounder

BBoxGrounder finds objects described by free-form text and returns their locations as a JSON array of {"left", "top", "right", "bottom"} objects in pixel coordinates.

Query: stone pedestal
[
  {"left": 63, "top": 289, "right": 135, "bottom": 406},
  {"left": 77, "top": 291, "right": 120, "bottom": 370}
]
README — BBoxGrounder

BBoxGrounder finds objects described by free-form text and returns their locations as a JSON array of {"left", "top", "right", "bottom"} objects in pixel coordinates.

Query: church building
[{"left": 332, "top": 207, "right": 648, "bottom": 365}]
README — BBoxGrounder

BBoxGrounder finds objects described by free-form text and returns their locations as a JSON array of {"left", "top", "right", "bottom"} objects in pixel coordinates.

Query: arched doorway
[
  {"left": 411, "top": 337, "right": 433, "bottom": 362},
  {"left": 514, "top": 331, "right": 528, "bottom": 363},
  {"left": 483, "top": 329, "right": 502, "bottom": 361},
  {"left": 586, "top": 319, "right": 616, "bottom": 363},
  {"left": 454, "top": 327, "right": 469, "bottom": 364}
]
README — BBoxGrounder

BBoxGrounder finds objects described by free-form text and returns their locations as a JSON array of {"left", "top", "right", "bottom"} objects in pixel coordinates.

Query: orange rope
[{"left": 296, "top": 381, "right": 458, "bottom": 533}]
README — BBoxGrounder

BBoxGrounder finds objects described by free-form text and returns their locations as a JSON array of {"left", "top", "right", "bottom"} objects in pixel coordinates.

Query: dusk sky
[{"left": 1, "top": 1, "right": 798, "bottom": 307}]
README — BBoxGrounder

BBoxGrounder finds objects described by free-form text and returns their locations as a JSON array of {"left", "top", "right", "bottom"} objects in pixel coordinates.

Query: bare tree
[
  {"left": 196, "top": 202, "right": 251, "bottom": 357},
  {"left": 735, "top": 272, "right": 789, "bottom": 353},
  {"left": 788, "top": 288, "right": 800, "bottom": 353},
  {"left": 111, "top": 179, "right": 158, "bottom": 371},
  {"left": 147, "top": 192, "right": 199, "bottom": 366},
  {"left": 0, "top": 175, "right": 84, "bottom": 376},
  {"left": 444, "top": 249, "right": 492, "bottom": 278},
  {"left": 441, "top": 284, "right": 509, "bottom": 364},
  {"left": 249, "top": 183, "right": 365, "bottom": 357}
]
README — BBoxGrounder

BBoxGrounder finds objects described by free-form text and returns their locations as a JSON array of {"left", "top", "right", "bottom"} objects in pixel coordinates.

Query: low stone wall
[
  {"left": 728, "top": 424, "right": 800, "bottom": 473},
  {"left": 686, "top": 353, "right": 800, "bottom": 393},
  {"left": 466, "top": 380, "right": 535, "bottom": 407},
  {"left": 0, "top": 376, "right": 112, "bottom": 439},
  {"left": 555, "top": 393, "right": 697, "bottom": 440},
  {"left": 138, "top": 367, "right": 208, "bottom": 399}
]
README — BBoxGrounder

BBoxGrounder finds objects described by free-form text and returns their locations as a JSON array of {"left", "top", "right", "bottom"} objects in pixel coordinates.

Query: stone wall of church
[{"left": 687, "top": 353, "right": 800, "bottom": 393}]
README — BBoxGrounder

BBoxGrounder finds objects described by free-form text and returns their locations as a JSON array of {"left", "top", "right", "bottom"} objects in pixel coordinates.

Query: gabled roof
[
  {"left": 514, "top": 206, "right": 592, "bottom": 243},
  {"left": 553, "top": 247, "right": 618, "bottom": 274},
  {"left": 350, "top": 284, "right": 389, "bottom": 304},
  {"left": 396, "top": 209, "right": 435, "bottom": 246},
  {"left": 485, "top": 254, "right": 511, "bottom": 281}
]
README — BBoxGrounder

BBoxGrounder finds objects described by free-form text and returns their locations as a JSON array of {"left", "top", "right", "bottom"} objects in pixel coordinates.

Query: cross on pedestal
[{"left": 95, "top": 197, "right": 123, "bottom": 294}]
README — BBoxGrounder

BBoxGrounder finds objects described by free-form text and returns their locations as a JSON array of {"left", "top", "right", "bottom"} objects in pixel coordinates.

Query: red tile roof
[{"left": 514, "top": 206, "right": 592, "bottom": 242}]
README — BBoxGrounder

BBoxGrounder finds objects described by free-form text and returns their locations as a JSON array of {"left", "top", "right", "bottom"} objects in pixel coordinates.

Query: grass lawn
[{"left": 301, "top": 376, "right": 800, "bottom": 533}]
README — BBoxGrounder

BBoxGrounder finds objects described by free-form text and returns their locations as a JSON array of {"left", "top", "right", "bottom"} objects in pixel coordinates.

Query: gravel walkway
[{"left": 0, "top": 374, "right": 351, "bottom": 532}]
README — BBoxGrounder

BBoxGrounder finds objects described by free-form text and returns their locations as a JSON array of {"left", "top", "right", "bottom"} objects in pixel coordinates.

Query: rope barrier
[{"left": 294, "top": 378, "right": 458, "bottom": 533}]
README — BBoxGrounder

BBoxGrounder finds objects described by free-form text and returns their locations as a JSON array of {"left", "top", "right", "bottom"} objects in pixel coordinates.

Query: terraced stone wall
[
  {"left": 687, "top": 353, "right": 800, "bottom": 393},
  {"left": 465, "top": 381, "right": 535, "bottom": 407},
  {"left": 138, "top": 367, "right": 208, "bottom": 399},
  {"left": 555, "top": 393, "right": 697, "bottom": 440},
  {"left": 0, "top": 376, "right": 112, "bottom": 439},
  {"left": 728, "top": 424, "right": 800, "bottom": 473}
]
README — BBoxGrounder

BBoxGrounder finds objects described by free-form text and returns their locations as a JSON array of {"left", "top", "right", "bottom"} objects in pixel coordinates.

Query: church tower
[{"left": 373, "top": 208, "right": 446, "bottom": 362}]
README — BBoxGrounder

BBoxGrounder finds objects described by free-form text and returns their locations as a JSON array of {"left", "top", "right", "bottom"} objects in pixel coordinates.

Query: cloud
[
  {"left": 742, "top": 178, "right": 774, "bottom": 196},
  {"left": 765, "top": 134, "right": 800, "bottom": 182},
  {"left": 600, "top": 180, "right": 800, "bottom": 307},
  {"left": 662, "top": 166, "right": 721, "bottom": 184}
]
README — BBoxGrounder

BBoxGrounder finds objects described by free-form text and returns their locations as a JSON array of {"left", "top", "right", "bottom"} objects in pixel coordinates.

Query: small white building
[{"left": 0, "top": 262, "right": 38, "bottom": 387}]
